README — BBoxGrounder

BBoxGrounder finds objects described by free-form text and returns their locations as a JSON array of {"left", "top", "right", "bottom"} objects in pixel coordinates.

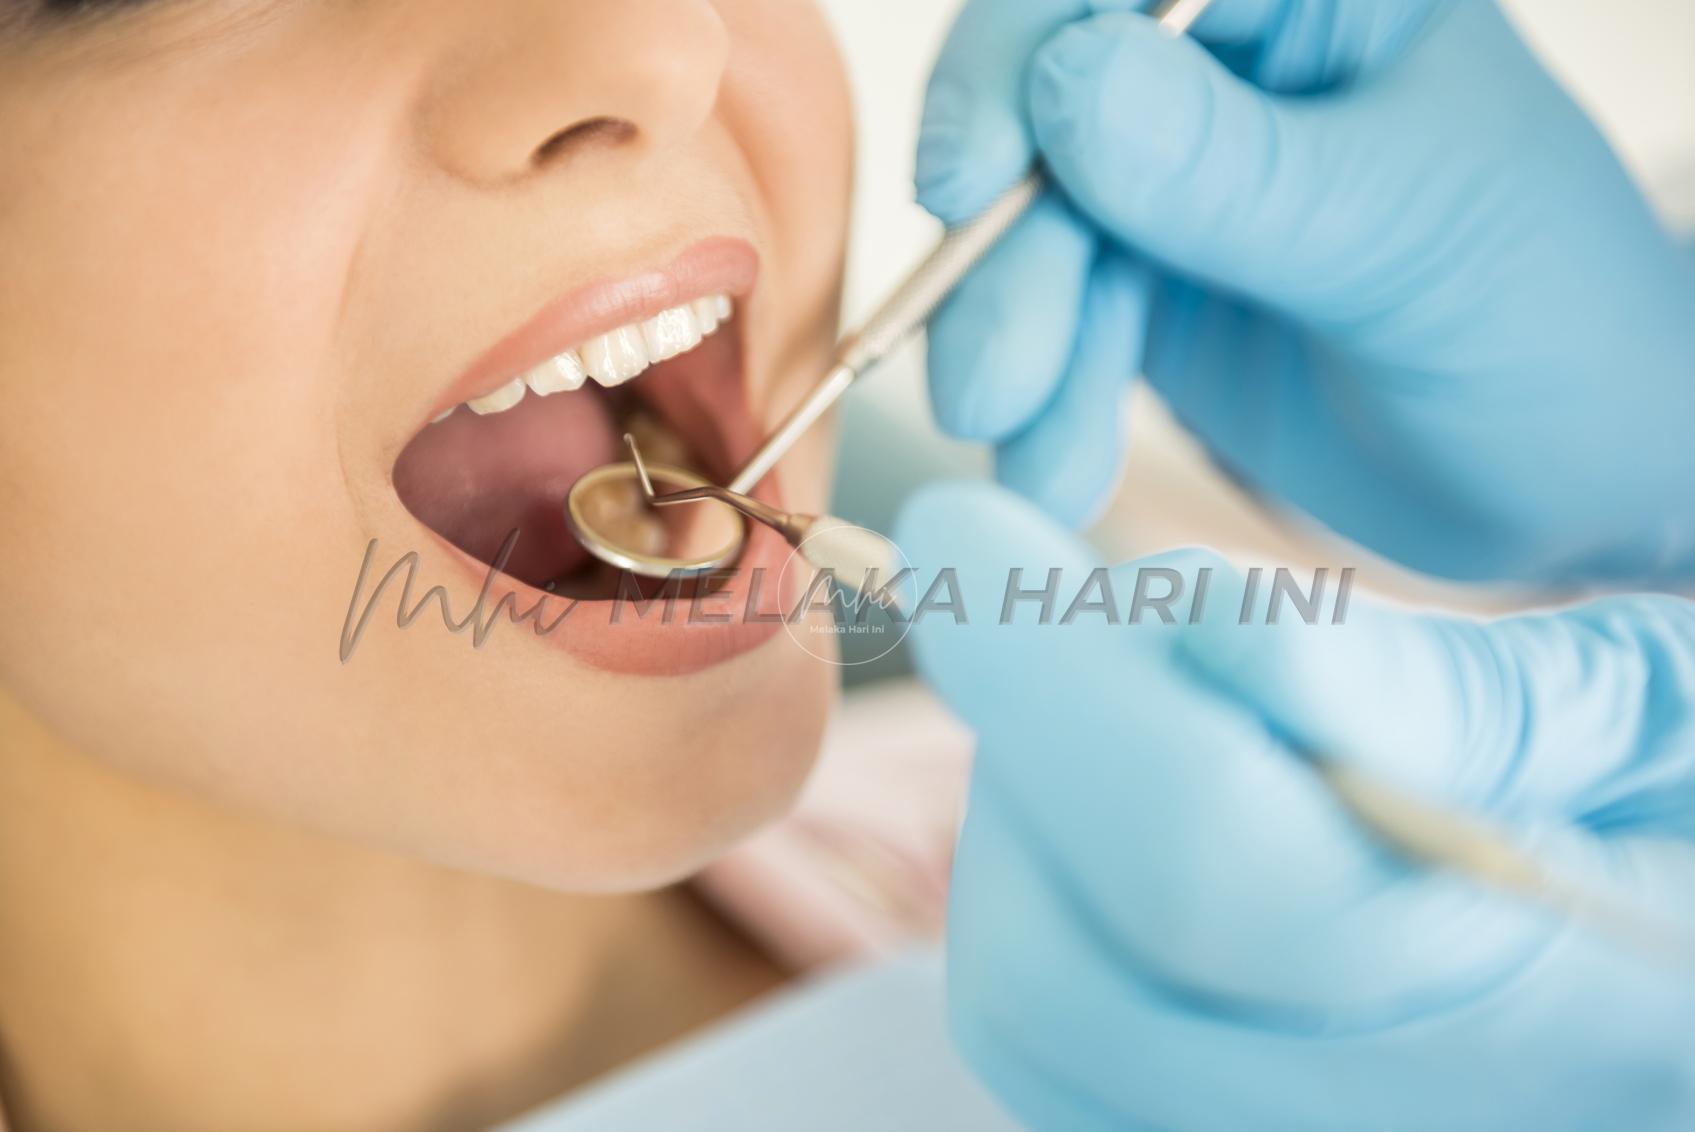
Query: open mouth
[{"left": 393, "top": 241, "right": 766, "bottom": 603}]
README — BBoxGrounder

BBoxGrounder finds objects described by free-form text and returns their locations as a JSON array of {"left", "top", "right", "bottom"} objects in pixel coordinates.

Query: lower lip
[{"left": 431, "top": 476, "right": 800, "bottom": 677}]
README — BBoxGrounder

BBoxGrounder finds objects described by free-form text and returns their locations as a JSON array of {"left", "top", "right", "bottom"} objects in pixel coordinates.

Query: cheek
[
  {"left": 722, "top": 1, "right": 854, "bottom": 173},
  {"left": 715, "top": 0, "right": 853, "bottom": 513},
  {"left": 0, "top": 42, "right": 394, "bottom": 559},
  {"left": 0, "top": 29, "right": 405, "bottom": 786},
  {"left": 718, "top": 0, "right": 855, "bottom": 315}
]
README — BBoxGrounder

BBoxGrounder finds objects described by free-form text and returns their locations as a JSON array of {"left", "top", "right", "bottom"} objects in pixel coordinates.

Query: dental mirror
[
  {"left": 564, "top": 356, "right": 860, "bottom": 579},
  {"left": 564, "top": 460, "right": 746, "bottom": 578}
]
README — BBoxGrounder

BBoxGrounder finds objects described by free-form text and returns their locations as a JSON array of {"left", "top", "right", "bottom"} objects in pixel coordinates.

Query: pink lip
[{"left": 430, "top": 237, "right": 760, "bottom": 422}]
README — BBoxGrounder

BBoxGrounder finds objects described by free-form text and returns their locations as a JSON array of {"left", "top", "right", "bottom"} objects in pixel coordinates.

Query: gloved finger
[
  {"left": 1140, "top": 279, "right": 1317, "bottom": 475},
  {"left": 918, "top": 0, "right": 1450, "bottom": 223},
  {"left": 915, "top": 0, "right": 1091, "bottom": 224},
  {"left": 950, "top": 775, "right": 1695, "bottom": 1132},
  {"left": 1135, "top": 281, "right": 1458, "bottom": 580},
  {"left": 994, "top": 252, "right": 1149, "bottom": 528},
  {"left": 1185, "top": 0, "right": 1450, "bottom": 93},
  {"left": 1026, "top": 11, "right": 1390, "bottom": 319},
  {"left": 1179, "top": 582, "right": 1695, "bottom": 830},
  {"left": 1139, "top": 277, "right": 1582, "bottom": 584},
  {"left": 893, "top": 491, "right": 1549, "bottom": 1016},
  {"left": 926, "top": 193, "right": 1095, "bottom": 442}
]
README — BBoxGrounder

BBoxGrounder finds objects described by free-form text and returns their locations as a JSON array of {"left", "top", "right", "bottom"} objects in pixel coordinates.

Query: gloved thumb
[
  {"left": 1028, "top": 12, "right": 1374, "bottom": 317},
  {"left": 1178, "top": 582, "right": 1695, "bottom": 826}
]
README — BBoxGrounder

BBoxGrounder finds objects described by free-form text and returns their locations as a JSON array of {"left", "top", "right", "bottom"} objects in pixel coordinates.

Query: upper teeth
[{"left": 449, "top": 294, "right": 734, "bottom": 420}]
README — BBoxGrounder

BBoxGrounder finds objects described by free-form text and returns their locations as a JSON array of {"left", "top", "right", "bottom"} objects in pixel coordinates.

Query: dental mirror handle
[
  {"left": 723, "top": 0, "right": 1210, "bottom": 499},
  {"left": 725, "top": 172, "right": 1043, "bottom": 496}
]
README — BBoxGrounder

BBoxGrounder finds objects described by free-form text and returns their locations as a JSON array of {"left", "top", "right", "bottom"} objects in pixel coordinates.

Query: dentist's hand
[
  {"left": 917, "top": 0, "right": 1695, "bottom": 581},
  {"left": 895, "top": 482, "right": 1695, "bottom": 1132}
]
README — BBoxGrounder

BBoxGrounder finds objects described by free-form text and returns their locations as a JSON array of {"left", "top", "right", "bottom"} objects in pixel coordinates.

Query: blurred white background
[{"left": 814, "top": 0, "right": 1695, "bottom": 601}]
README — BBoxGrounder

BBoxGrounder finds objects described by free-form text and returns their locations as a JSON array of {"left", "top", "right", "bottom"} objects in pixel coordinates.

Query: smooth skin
[
  {"left": 0, "top": 2, "right": 852, "bottom": 1129},
  {"left": 918, "top": 0, "right": 1695, "bottom": 581}
]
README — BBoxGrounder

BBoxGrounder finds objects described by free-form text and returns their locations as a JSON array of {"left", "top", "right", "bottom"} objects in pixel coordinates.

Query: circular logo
[{"left": 777, "top": 523, "right": 913, "bottom": 667}]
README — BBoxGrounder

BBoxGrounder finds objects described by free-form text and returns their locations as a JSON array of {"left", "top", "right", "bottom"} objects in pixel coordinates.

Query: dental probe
[
  {"left": 563, "top": 0, "right": 1213, "bottom": 580},
  {"left": 623, "top": 435, "right": 898, "bottom": 589}
]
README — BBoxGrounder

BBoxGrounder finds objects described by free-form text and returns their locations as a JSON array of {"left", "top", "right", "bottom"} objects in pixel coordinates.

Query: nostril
[{"left": 532, "top": 117, "right": 636, "bottom": 169}]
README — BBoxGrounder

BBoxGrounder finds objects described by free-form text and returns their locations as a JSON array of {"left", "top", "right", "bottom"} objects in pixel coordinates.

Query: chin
[{"left": 432, "top": 633, "right": 837, "bottom": 895}]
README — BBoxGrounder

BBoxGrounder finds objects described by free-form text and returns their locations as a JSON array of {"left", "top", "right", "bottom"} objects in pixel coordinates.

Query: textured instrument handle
[{"left": 836, "top": 172, "right": 1044, "bottom": 374}]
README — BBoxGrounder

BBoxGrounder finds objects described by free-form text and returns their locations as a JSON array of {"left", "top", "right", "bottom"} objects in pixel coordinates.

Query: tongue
[{"left": 394, "top": 388, "right": 619, "bottom": 587}]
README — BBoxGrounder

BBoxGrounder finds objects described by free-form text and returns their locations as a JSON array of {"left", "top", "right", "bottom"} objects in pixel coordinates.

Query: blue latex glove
[
  {"left": 916, "top": 0, "right": 1695, "bottom": 582},
  {"left": 894, "top": 481, "right": 1695, "bottom": 1132}
]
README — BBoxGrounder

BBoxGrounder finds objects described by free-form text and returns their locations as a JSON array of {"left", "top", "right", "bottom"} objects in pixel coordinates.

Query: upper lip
[{"left": 426, "top": 236, "right": 760, "bottom": 423}]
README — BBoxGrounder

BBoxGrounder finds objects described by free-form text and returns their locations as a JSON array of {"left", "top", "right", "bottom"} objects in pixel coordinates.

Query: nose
[{"left": 421, "top": 0, "right": 730, "bottom": 186}]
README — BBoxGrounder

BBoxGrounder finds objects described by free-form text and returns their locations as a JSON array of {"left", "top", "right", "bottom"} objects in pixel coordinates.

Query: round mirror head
[{"left": 564, "top": 461, "right": 747, "bottom": 579}]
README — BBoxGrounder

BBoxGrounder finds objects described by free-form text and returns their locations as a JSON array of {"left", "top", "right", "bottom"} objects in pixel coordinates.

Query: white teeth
[
  {"left": 467, "top": 376, "right": 526, "bottom": 416},
  {"left": 692, "top": 297, "right": 721, "bottom": 336},
  {"left": 640, "top": 306, "right": 703, "bottom": 364},
  {"left": 580, "top": 324, "right": 649, "bottom": 386},
  {"left": 525, "top": 348, "right": 587, "bottom": 396},
  {"left": 449, "top": 294, "right": 733, "bottom": 417},
  {"left": 431, "top": 407, "right": 455, "bottom": 424}
]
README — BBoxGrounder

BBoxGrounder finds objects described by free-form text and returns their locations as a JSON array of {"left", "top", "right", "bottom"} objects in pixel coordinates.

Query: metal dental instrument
[
  {"left": 563, "top": 0, "right": 1213, "bottom": 581},
  {"left": 623, "top": 434, "right": 898, "bottom": 588}
]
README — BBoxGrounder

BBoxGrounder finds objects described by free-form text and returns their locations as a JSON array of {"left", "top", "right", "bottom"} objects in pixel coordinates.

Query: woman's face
[{"left": 0, "top": 0, "right": 853, "bottom": 888}]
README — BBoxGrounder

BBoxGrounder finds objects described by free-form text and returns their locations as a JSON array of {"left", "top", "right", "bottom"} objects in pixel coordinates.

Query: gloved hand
[
  {"left": 894, "top": 481, "right": 1695, "bottom": 1132},
  {"left": 916, "top": 0, "right": 1695, "bottom": 582}
]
